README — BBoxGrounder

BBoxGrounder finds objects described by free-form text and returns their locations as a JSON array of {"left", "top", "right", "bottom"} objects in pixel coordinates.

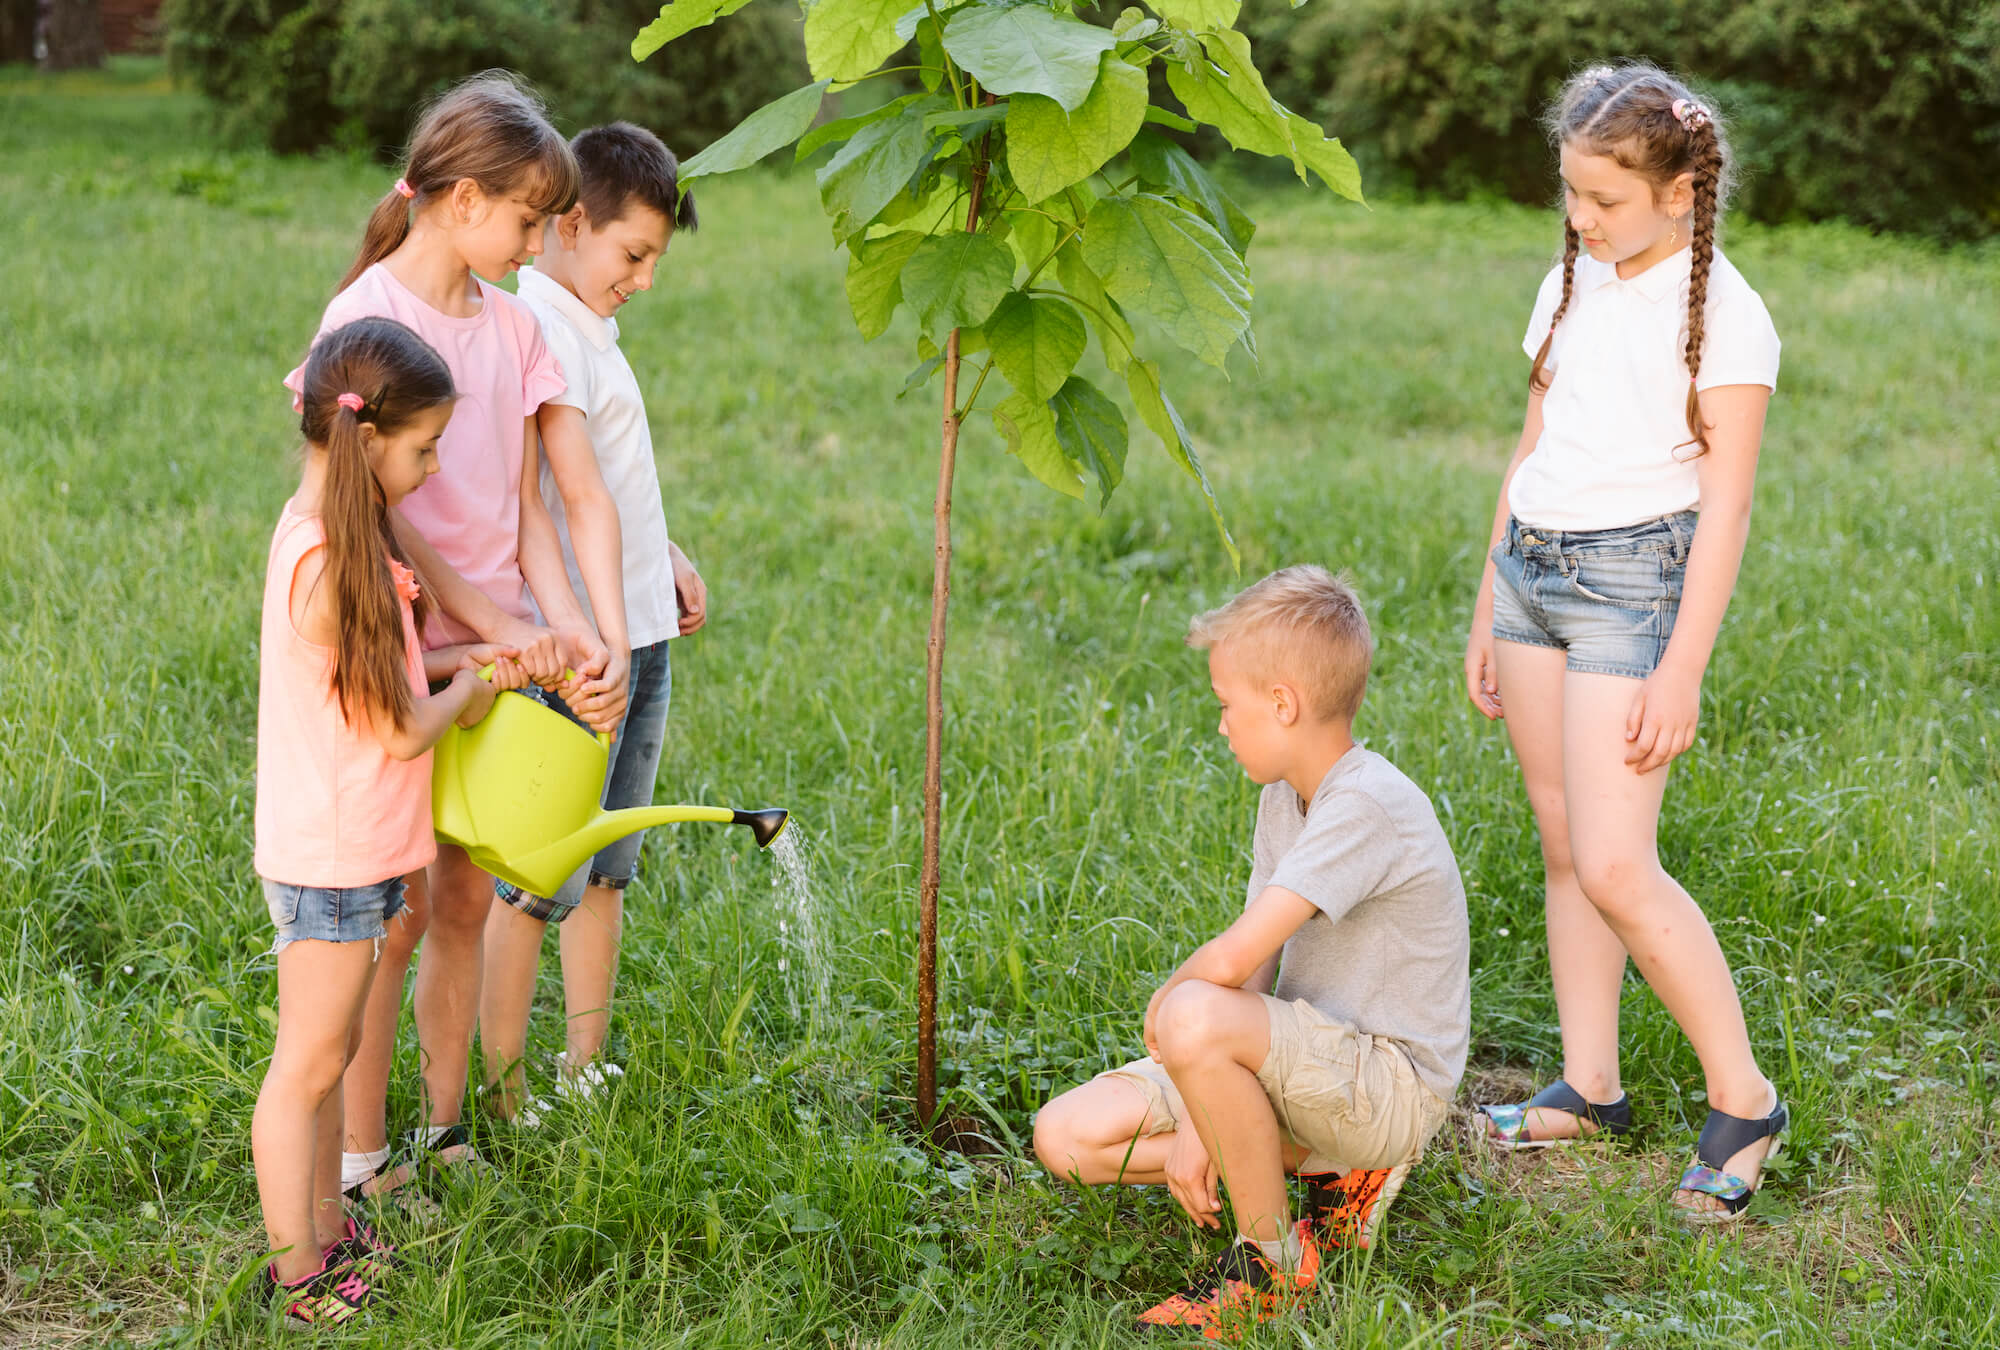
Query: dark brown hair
[
  {"left": 572, "top": 122, "right": 699, "bottom": 233},
  {"left": 297, "top": 317, "right": 457, "bottom": 731},
  {"left": 1529, "top": 63, "right": 1734, "bottom": 455},
  {"left": 339, "top": 72, "right": 580, "bottom": 294}
]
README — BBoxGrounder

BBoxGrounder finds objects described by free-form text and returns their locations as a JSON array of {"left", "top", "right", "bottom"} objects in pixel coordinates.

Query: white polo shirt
[
  {"left": 516, "top": 265, "right": 681, "bottom": 648},
  {"left": 1509, "top": 245, "right": 1780, "bottom": 532}
]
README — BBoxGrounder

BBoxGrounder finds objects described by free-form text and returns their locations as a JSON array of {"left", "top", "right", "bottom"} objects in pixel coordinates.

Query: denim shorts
[
  {"left": 262, "top": 875, "right": 406, "bottom": 955},
  {"left": 495, "top": 639, "right": 672, "bottom": 922},
  {"left": 1489, "top": 510, "right": 1694, "bottom": 680}
]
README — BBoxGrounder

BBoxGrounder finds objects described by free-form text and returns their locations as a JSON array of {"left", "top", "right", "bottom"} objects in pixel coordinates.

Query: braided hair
[{"left": 1529, "top": 64, "right": 1736, "bottom": 455}]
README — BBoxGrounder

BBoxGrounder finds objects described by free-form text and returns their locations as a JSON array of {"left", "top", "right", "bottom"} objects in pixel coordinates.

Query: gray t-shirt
[{"left": 1249, "top": 747, "right": 1470, "bottom": 1101}]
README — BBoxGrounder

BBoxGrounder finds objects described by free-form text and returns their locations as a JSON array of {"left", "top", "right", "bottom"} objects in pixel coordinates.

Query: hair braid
[
  {"left": 1679, "top": 128, "right": 1722, "bottom": 456},
  {"left": 1528, "top": 222, "right": 1580, "bottom": 394}
]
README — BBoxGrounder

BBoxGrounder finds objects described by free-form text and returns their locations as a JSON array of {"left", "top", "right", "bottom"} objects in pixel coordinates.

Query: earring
[{"left": 1668, "top": 220, "right": 1678, "bottom": 248}]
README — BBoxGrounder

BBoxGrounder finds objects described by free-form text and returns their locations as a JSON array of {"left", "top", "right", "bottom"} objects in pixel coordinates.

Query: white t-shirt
[
  {"left": 515, "top": 266, "right": 680, "bottom": 649},
  {"left": 1509, "top": 245, "right": 1780, "bottom": 532}
]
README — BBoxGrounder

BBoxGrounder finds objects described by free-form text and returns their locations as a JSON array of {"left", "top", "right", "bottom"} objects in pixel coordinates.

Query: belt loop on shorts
[{"left": 1668, "top": 511, "right": 1692, "bottom": 565}]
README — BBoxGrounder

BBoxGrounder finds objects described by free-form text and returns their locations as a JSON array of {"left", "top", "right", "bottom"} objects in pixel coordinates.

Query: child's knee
[
  {"left": 1573, "top": 852, "right": 1660, "bottom": 917},
  {"left": 1156, "top": 981, "right": 1230, "bottom": 1064},
  {"left": 269, "top": 1048, "right": 347, "bottom": 1104}
]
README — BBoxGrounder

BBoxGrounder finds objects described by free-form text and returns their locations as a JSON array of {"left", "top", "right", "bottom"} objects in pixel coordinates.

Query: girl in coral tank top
[{"left": 251, "top": 317, "right": 525, "bottom": 1327}]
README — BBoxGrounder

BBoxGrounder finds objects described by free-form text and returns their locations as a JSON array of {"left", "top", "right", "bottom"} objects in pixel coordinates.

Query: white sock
[
  {"left": 340, "top": 1146, "right": 391, "bottom": 1191},
  {"left": 1247, "top": 1230, "right": 1303, "bottom": 1272},
  {"left": 417, "top": 1122, "right": 460, "bottom": 1149}
]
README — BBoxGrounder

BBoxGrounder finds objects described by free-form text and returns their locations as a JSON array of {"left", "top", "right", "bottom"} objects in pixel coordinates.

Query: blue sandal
[
  {"left": 1675, "top": 1098, "right": 1787, "bottom": 1223},
  {"left": 1476, "top": 1080, "right": 1633, "bottom": 1151}
]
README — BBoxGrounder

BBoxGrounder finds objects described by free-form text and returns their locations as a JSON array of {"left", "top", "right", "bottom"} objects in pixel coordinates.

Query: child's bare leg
[
  {"left": 343, "top": 871, "right": 424, "bottom": 1183},
  {"left": 558, "top": 883, "right": 623, "bottom": 1070},
  {"left": 254, "top": 940, "right": 378, "bottom": 1283},
  {"left": 1563, "top": 672, "right": 1776, "bottom": 1200},
  {"left": 414, "top": 845, "right": 493, "bottom": 1146},
  {"left": 1494, "top": 640, "right": 1628, "bottom": 1138},
  {"left": 478, "top": 900, "right": 547, "bottom": 1113},
  {"left": 1155, "top": 980, "right": 1290, "bottom": 1243},
  {"left": 1034, "top": 1077, "right": 1177, "bottom": 1185},
  {"left": 312, "top": 1084, "right": 347, "bottom": 1252}
]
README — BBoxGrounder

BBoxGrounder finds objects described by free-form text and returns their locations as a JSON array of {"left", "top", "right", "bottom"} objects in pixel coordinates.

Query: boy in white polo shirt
[{"left": 479, "top": 122, "right": 707, "bottom": 1119}]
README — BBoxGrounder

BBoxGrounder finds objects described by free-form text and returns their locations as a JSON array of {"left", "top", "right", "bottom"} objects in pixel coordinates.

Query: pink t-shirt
[
  {"left": 254, "top": 501, "right": 436, "bottom": 887},
  {"left": 284, "top": 264, "right": 567, "bottom": 645}
]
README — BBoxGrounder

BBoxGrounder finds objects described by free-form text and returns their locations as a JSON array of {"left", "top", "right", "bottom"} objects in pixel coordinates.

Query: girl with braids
[
  {"left": 1462, "top": 64, "right": 1785, "bottom": 1221},
  {"left": 284, "top": 71, "right": 634, "bottom": 1206},
  {"left": 253, "top": 318, "right": 525, "bottom": 1325}
]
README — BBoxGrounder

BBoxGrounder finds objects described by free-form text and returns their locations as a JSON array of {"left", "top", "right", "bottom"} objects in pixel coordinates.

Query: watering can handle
[{"left": 474, "top": 662, "right": 613, "bottom": 749}]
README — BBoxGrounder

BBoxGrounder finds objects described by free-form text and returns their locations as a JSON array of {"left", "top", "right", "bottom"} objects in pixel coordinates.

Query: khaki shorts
[{"left": 1099, "top": 996, "right": 1451, "bottom": 1175}]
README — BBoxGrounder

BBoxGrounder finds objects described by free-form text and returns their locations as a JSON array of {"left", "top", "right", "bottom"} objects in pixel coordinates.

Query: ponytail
[
  {"left": 297, "top": 318, "right": 458, "bottom": 734},
  {"left": 337, "top": 72, "right": 578, "bottom": 296},
  {"left": 320, "top": 401, "right": 420, "bottom": 731},
  {"left": 339, "top": 189, "right": 416, "bottom": 295}
]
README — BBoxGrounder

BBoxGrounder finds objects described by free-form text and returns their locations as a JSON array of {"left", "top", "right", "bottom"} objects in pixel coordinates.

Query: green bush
[
  {"left": 1245, "top": 0, "right": 2000, "bottom": 241},
  {"left": 165, "top": 0, "right": 809, "bottom": 160}
]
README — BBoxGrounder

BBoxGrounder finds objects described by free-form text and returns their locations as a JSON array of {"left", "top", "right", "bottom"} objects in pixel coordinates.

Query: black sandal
[
  {"left": 1675, "top": 1098, "right": 1787, "bottom": 1223},
  {"left": 1476, "top": 1080, "right": 1633, "bottom": 1151},
  {"left": 411, "top": 1122, "right": 489, "bottom": 1185},
  {"left": 342, "top": 1152, "right": 439, "bottom": 1219}
]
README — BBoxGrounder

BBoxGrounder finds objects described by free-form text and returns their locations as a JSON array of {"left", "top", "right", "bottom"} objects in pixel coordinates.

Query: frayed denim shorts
[
  {"left": 495, "top": 638, "right": 672, "bottom": 923},
  {"left": 262, "top": 876, "right": 406, "bottom": 955},
  {"left": 1490, "top": 510, "right": 1695, "bottom": 680}
]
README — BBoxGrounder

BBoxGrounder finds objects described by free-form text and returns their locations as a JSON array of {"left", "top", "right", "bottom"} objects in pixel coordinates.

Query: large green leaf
[
  {"left": 1005, "top": 54, "right": 1147, "bottom": 204},
  {"left": 1126, "top": 358, "right": 1238, "bottom": 566},
  {"left": 844, "top": 230, "right": 926, "bottom": 339},
  {"left": 1053, "top": 241, "right": 1134, "bottom": 373},
  {"left": 1048, "top": 376, "right": 1127, "bottom": 507},
  {"left": 986, "top": 293, "right": 1087, "bottom": 401},
  {"left": 1082, "top": 193, "right": 1250, "bottom": 367},
  {"left": 941, "top": 5, "right": 1117, "bottom": 111},
  {"left": 1128, "top": 129, "right": 1254, "bottom": 256},
  {"left": 798, "top": 93, "right": 920, "bottom": 161},
  {"left": 805, "top": 0, "right": 912, "bottom": 82},
  {"left": 817, "top": 101, "right": 934, "bottom": 241},
  {"left": 1285, "top": 110, "right": 1364, "bottom": 201},
  {"left": 1164, "top": 29, "right": 1288, "bottom": 158},
  {"left": 632, "top": 0, "right": 754, "bottom": 58},
  {"left": 900, "top": 231, "right": 1016, "bottom": 336},
  {"left": 1149, "top": 0, "right": 1239, "bottom": 30},
  {"left": 681, "top": 81, "right": 831, "bottom": 182},
  {"left": 992, "top": 390, "right": 1086, "bottom": 499}
]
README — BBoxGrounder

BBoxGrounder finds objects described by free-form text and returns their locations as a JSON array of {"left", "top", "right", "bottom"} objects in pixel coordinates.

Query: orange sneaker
[
  {"left": 1298, "top": 1163, "right": 1408, "bottom": 1250},
  {"left": 1136, "top": 1227, "right": 1321, "bottom": 1340}
]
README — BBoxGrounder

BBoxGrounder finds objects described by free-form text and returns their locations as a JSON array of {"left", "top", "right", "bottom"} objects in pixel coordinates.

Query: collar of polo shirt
[
  {"left": 1584, "top": 245, "right": 1693, "bottom": 305},
  {"left": 517, "top": 264, "right": 619, "bottom": 351}
]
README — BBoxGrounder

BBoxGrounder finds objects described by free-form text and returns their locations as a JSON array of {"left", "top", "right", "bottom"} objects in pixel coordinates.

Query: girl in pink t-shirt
[
  {"left": 284, "top": 74, "right": 634, "bottom": 1206},
  {"left": 253, "top": 318, "right": 524, "bottom": 1326}
]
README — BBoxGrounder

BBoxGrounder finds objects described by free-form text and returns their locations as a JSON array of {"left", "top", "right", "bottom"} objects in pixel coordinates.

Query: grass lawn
[{"left": 2, "top": 60, "right": 1996, "bottom": 1348}]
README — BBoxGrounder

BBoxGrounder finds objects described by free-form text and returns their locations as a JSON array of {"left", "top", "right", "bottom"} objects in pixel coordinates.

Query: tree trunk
[
  {"left": 0, "top": 0, "right": 36, "bottom": 65},
  {"left": 916, "top": 139, "right": 992, "bottom": 1134},
  {"left": 40, "top": 0, "right": 105, "bottom": 69}
]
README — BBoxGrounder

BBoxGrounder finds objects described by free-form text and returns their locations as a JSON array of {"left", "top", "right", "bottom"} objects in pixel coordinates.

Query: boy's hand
[
  {"left": 564, "top": 644, "right": 631, "bottom": 736},
  {"left": 1163, "top": 1127, "right": 1224, "bottom": 1229},
  {"left": 452, "top": 667, "right": 500, "bottom": 728},
  {"left": 671, "top": 544, "right": 708, "bottom": 636}
]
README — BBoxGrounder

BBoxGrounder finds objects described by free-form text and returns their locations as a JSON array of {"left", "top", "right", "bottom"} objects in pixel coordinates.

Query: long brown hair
[
  {"left": 339, "top": 72, "right": 579, "bottom": 294},
  {"left": 297, "top": 318, "right": 457, "bottom": 731},
  {"left": 1529, "top": 63, "right": 1734, "bottom": 455}
]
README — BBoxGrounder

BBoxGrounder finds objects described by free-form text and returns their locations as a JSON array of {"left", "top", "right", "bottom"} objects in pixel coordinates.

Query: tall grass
[{"left": 2, "top": 61, "right": 1995, "bottom": 1347}]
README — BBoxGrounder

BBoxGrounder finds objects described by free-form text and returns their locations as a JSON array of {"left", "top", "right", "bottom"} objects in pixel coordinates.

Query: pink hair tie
[
  {"left": 1671, "top": 98, "right": 1712, "bottom": 133},
  {"left": 336, "top": 392, "right": 366, "bottom": 412},
  {"left": 394, "top": 177, "right": 416, "bottom": 200}
]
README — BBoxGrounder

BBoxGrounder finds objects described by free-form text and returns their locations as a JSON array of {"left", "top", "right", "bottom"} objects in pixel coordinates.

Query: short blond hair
[{"left": 1186, "top": 565, "right": 1373, "bottom": 722}]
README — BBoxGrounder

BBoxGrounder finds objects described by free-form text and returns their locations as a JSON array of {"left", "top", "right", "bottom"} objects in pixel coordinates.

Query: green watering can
[{"left": 432, "top": 668, "right": 788, "bottom": 897}]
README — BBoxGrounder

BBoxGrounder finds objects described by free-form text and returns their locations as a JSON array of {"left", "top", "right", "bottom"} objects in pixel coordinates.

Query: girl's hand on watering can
[
  {"left": 460, "top": 646, "right": 528, "bottom": 691},
  {"left": 451, "top": 667, "right": 501, "bottom": 728},
  {"left": 494, "top": 619, "right": 564, "bottom": 685}
]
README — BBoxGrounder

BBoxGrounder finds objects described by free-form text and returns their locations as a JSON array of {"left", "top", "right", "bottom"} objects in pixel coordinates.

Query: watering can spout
[{"left": 734, "top": 807, "right": 790, "bottom": 850}]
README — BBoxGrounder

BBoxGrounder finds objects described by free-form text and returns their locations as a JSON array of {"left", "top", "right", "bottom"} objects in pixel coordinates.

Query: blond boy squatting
[{"left": 1033, "top": 566, "right": 1470, "bottom": 1335}]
